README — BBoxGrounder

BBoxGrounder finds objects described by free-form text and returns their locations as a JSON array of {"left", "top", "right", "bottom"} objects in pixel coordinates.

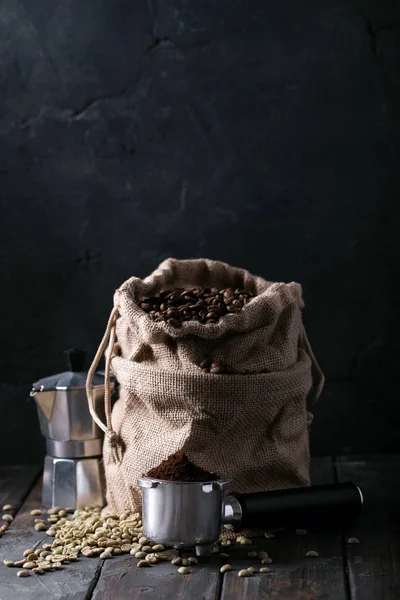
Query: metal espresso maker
[{"left": 31, "top": 349, "right": 112, "bottom": 509}]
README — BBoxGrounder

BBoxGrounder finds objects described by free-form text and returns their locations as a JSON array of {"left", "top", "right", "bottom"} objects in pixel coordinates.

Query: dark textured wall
[{"left": 1, "top": 0, "right": 399, "bottom": 465}]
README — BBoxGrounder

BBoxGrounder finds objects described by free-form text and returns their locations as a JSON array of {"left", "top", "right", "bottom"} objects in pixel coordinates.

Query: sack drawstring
[
  {"left": 86, "top": 305, "right": 123, "bottom": 464},
  {"left": 300, "top": 325, "right": 325, "bottom": 406}
]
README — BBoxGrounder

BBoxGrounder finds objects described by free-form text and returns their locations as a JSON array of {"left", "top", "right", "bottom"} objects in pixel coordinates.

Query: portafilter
[{"left": 137, "top": 478, "right": 363, "bottom": 556}]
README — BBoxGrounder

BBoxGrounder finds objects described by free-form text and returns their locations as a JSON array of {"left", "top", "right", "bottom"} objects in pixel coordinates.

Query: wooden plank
[
  {"left": 92, "top": 553, "right": 222, "bottom": 600},
  {"left": 0, "top": 476, "right": 102, "bottom": 600},
  {"left": 336, "top": 455, "right": 400, "bottom": 600},
  {"left": 0, "top": 466, "right": 40, "bottom": 514},
  {"left": 220, "top": 457, "right": 350, "bottom": 600}
]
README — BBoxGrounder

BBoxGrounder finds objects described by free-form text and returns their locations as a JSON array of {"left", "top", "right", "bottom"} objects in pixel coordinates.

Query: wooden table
[{"left": 0, "top": 455, "right": 398, "bottom": 600}]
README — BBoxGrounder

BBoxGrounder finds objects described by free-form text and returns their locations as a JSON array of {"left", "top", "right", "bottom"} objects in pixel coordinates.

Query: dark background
[{"left": 0, "top": 0, "right": 399, "bottom": 465}]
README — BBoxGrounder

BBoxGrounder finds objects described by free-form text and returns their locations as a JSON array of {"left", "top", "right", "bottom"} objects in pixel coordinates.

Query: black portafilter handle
[{"left": 237, "top": 482, "right": 363, "bottom": 530}]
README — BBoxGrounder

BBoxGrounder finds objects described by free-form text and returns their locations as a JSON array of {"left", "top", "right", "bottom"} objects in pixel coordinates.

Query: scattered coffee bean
[
  {"left": 177, "top": 566, "right": 190, "bottom": 574},
  {"left": 305, "top": 550, "right": 320, "bottom": 557},
  {"left": 238, "top": 569, "right": 250, "bottom": 577},
  {"left": 2, "top": 514, "right": 13, "bottom": 522},
  {"left": 296, "top": 529, "right": 307, "bottom": 535},
  {"left": 3, "top": 560, "right": 14, "bottom": 567},
  {"left": 220, "top": 564, "right": 232, "bottom": 573},
  {"left": 17, "top": 570, "right": 30, "bottom": 577},
  {"left": 27, "top": 553, "right": 38, "bottom": 561},
  {"left": 145, "top": 555, "right": 158, "bottom": 564},
  {"left": 138, "top": 536, "right": 148, "bottom": 545},
  {"left": 14, "top": 560, "right": 26, "bottom": 568},
  {"left": 30, "top": 509, "right": 42, "bottom": 516},
  {"left": 47, "top": 507, "right": 61, "bottom": 515},
  {"left": 247, "top": 567, "right": 257, "bottom": 574},
  {"left": 137, "top": 560, "right": 151, "bottom": 568},
  {"left": 154, "top": 553, "right": 168, "bottom": 561},
  {"left": 51, "top": 555, "right": 66, "bottom": 563},
  {"left": 2, "top": 504, "right": 14, "bottom": 511},
  {"left": 240, "top": 537, "right": 252, "bottom": 545},
  {"left": 260, "top": 567, "right": 271, "bottom": 573},
  {"left": 347, "top": 537, "right": 360, "bottom": 544}
]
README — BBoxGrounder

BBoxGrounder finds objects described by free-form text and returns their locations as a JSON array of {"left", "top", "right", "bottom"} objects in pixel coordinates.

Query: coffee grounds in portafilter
[
  {"left": 146, "top": 451, "right": 218, "bottom": 482},
  {"left": 139, "top": 286, "right": 254, "bottom": 327}
]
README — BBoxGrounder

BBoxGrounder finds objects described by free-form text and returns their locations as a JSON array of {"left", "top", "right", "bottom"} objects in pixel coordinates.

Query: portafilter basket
[
  {"left": 138, "top": 478, "right": 363, "bottom": 556},
  {"left": 137, "top": 478, "right": 231, "bottom": 556}
]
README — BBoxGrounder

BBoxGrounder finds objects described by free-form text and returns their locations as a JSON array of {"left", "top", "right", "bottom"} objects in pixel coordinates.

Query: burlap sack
[{"left": 87, "top": 258, "right": 324, "bottom": 514}]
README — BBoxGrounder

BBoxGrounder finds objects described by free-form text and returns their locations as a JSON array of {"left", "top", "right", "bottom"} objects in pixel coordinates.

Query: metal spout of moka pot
[{"left": 138, "top": 478, "right": 363, "bottom": 556}]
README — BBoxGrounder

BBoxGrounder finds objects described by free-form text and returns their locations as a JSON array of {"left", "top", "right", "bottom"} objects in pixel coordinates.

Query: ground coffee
[
  {"left": 146, "top": 451, "right": 218, "bottom": 482},
  {"left": 139, "top": 286, "right": 254, "bottom": 327}
]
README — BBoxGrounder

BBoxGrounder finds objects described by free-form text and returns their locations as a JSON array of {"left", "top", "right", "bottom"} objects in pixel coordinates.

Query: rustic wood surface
[
  {"left": 0, "top": 475, "right": 103, "bottom": 600},
  {"left": 220, "top": 457, "right": 349, "bottom": 600},
  {"left": 0, "top": 457, "right": 397, "bottom": 599},
  {"left": 337, "top": 455, "right": 400, "bottom": 600},
  {"left": 0, "top": 466, "right": 40, "bottom": 514}
]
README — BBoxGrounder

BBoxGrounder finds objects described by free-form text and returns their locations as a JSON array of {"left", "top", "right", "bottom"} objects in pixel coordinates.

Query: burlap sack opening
[{"left": 87, "top": 258, "right": 324, "bottom": 524}]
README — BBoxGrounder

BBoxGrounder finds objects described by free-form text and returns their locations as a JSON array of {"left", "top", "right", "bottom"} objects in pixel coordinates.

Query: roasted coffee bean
[
  {"left": 140, "top": 286, "right": 253, "bottom": 328},
  {"left": 199, "top": 359, "right": 211, "bottom": 369},
  {"left": 167, "top": 318, "right": 180, "bottom": 327},
  {"left": 200, "top": 359, "right": 237, "bottom": 375},
  {"left": 227, "top": 305, "right": 241, "bottom": 312}
]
